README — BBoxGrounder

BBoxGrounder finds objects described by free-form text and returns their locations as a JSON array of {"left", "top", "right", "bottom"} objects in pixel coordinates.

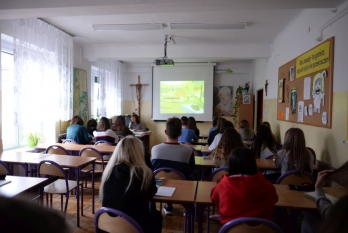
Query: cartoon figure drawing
[
  {"left": 309, "top": 104, "right": 313, "bottom": 116},
  {"left": 312, "top": 70, "right": 326, "bottom": 113},
  {"left": 322, "top": 111, "right": 328, "bottom": 125}
]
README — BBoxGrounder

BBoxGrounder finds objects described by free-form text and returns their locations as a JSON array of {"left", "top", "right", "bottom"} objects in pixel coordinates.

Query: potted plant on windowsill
[{"left": 25, "top": 132, "right": 44, "bottom": 148}]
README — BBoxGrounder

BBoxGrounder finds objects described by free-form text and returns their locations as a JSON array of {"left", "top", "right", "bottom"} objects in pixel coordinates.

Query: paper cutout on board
[
  {"left": 304, "top": 77, "right": 311, "bottom": 100},
  {"left": 322, "top": 111, "right": 328, "bottom": 125},
  {"left": 298, "top": 101, "right": 304, "bottom": 122},
  {"left": 304, "top": 106, "right": 308, "bottom": 117},
  {"left": 291, "top": 89, "right": 297, "bottom": 114},
  {"left": 285, "top": 107, "right": 289, "bottom": 120},
  {"left": 309, "top": 104, "right": 313, "bottom": 116},
  {"left": 312, "top": 70, "right": 326, "bottom": 113},
  {"left": 279, "top": 111, "right": 284, "bottom": 120}
]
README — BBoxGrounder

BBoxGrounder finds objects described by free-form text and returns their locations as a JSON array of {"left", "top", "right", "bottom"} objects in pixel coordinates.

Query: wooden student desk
[
  {"left": 195, "top": 157, "right": 280, "bottom": 170},
  {"left": 0, "top": 151, "right": 50, "bottom": 176},
  {"left": 27, "top": 154, "right": 97, "bottom": 227},
  {"left": 192, "top": 139, "right": 208, "bottom": 146},
  {"left": 153, "top": 179, "right": 197, "bottom": 233},
  {"left": 35, "top": 143, "right": 116, "bottom": 154},
  {"left": 0, "top": 175, "right": 47, "bottom": 201}
]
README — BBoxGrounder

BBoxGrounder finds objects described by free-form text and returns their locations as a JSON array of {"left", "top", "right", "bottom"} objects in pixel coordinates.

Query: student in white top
[
  {"left": 93, "top": 117, "right": 119, "bottom": 145},
  {"left": 209, "top": 121, "right": 234, "bottom": 151}
]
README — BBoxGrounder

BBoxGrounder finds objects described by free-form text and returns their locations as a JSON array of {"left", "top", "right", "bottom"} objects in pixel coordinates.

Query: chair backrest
[
  {"left": 179, "top": 141, "right": 192, "bottom": 145},
  {"left": 218, "top": 217, "right": 284, "bottom": 233},
  {"left": 276, "top": 171, "right": 315, "bottom": 185},
  {"left": 94, "top": 207, "right": 144, "bottom": 233},
  {"left": 79, "top": 147, "right": 104, "bottom": 170},
  {"left": 209, "top": 167, "right": 228, "bottom": 182},
  {"left": 62, "top": 139, "right": 78, "bottom": 144},
  {"left": 153, "top": 167, "right": 186, "bottom": 180},
  {"left": 265, "top": 154, "right": 276, "bottom": 159},
  {"left": 45, "top": 145, "right": 69, "bottom": 155},
  {"left": 306, "top": 147, "right": 317, "bottom": 165},
  {"left": 94, "top": 140, "right": 113, "bottom": 146},
  {"left": 38, "top": 160, "right": 67, "bottom": 179},
  {"left": 0, "top": 161, "right": 11, "bottom": 175}
]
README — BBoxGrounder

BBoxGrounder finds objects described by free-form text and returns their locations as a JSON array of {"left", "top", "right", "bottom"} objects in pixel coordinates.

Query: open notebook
[{"left": 304, "top": 191, "right": 338, "bottom": 204}]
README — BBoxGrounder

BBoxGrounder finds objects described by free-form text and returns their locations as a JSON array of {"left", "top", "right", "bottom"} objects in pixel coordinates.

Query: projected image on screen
[{"left": 160, "top": 81, "right": 204, "bottom": 114}]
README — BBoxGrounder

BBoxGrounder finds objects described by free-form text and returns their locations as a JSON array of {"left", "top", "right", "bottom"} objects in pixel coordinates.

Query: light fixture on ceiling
[
  {"left": 170, "top": 23, "right": 246, "bottom": 30},
  {"left": 92, "top": 23, "right": 163, "bottom": 31},
  {"left": 153, "top": 35, "right": 174, "bottom": 67}
]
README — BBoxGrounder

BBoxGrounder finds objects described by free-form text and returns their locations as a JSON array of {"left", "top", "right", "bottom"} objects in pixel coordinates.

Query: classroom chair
[
  {"left": 37, "top": 160, "right": 83, "bottom": 226},
  {"left": 43, "top": 145, "right": 70, "bottom": 175},
  {"left": 94, "top": 207, "right": 144, "bottom": 233},
  {"left": 218, "top": 217, "right": 284, "bottom": 233},
  {"left": 78, "top": 147, "right": 105, "bottom": 214},
  {"left": 94, "top": 140, "right": 113, "bottom": 146},
  {"left": 0, "top": 161, "right": 12, "bottom": 175},
  {"left": 275, "top": 171, "right": 315, "bottom": 185},
  {"left": 62, "top": 139, "right": 78, "bottom": 144}
]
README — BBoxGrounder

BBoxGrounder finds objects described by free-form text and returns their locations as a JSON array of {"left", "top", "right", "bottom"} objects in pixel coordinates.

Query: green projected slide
[{"left": 160, "top": 81, "right": 204, "bottom": 114}]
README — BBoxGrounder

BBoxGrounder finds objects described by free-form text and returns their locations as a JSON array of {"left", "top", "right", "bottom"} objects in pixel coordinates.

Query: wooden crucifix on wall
[{"left": 130, "top": 75, "right": 149, "bottom": 119}]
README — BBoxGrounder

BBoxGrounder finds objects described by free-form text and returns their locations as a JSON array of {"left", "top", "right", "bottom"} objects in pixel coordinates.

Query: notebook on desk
[
  {"left": 0, "top": 180, "right": 11, "bottom": 187},
  {"left": 155, "top": 186, "right": 176, "bottom": 197},
  {"left": 304, "top": 191, "right": 338, "bottom": 204}
]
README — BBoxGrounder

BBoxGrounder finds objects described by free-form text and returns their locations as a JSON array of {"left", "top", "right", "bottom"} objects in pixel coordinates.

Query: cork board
[{"left": 277, "top": 37, "right": 334, "bottom": 128}]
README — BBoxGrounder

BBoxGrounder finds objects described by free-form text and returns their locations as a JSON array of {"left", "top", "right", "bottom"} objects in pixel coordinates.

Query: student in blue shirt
[
  {"left": 66, "top": 115, "right": 92, "bottom": 144},
  {"left": 178, "top": 116, "right": 198, "bottom": 143}
]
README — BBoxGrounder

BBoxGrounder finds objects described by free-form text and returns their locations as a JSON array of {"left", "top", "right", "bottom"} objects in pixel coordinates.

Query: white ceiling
[{"left": 0, "top": 0, "right": 346, "bottom": 63}]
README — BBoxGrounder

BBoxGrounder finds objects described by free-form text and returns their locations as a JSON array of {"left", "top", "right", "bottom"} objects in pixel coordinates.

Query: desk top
[
  {"left": 0, "top": 151, "right": 49, "bottom": 163},
  {"left": 0, "top": 176, "right": 47, "bottom": 198},
  {"left": 274, "top": 185, "right": 348, "bottom": 209},
  {"left": 27, "top": 154, "right": 96, "bottom": 168},
  {"left": 195, "top": 157, "right": 280, "bottom": 170},
  {"left": 153, "top": 179, "right": 197, "bottom": 204},
  {"left": 192, "top": 139, "right": 208, "bottom": 146},
  {"left": 36, "top": 143, "right": 116, "bottom": 153}
]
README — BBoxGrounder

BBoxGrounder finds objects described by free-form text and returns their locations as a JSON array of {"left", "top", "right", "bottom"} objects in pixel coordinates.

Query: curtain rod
[{"left": 37, "top": 18, "right": 76, "bottom": 37}]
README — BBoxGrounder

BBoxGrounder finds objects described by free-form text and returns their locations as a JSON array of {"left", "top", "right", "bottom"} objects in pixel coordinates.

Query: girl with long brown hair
[
  {"left": 251, "top": 124, "right": 278, "bottom": 159},
  {"left": 275, "top": 128, "right": 313, "bottom": 175},
  {"left": 211, "top": 127, "right": 244, "bottom": 167},
  {"left": 238, "top": 119, "right": 255, "bottom": 141}
]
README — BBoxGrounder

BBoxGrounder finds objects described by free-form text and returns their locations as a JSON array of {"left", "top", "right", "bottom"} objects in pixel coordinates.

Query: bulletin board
[{"left": 277, "top": 37, "right": 334, "bottom": 128}]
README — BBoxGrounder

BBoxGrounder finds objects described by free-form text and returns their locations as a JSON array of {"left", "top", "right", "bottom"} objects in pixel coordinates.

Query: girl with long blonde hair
[{"left": 99, "top": 136, "right": 162, "bottom": 233}]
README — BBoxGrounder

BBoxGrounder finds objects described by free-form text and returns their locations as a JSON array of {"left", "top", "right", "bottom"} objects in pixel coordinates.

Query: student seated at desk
[
  {"left": 129, "top": 113, "right": 146, "bottom": 132},
  {"left": 99, "top": 136, "right": 162, "bottom": 233},
  {"left": 112, "top": 116, "right": 134, "bottom": 136},
  {"left": 86, "top": 118, "right": 97, "bottom": 136},
  {"left": 251, "top": 124, "right": 278, "bottom": 159},
  {"left": 210, "top": 128, "right": 244, "bottom": 168},
  {"left": 210, "top": 147, "right": 278, "bottom": 225},
  {"left": 209, "top": 121, "right": 234, "bottom": 151},
  {"left": 93, "top": 117, "right": 119, "bottom": 145},
  {"left": 208, "top": 116, "right": 219, "bottom": 136},
  {"left": 301, "top": 169, "right": 348, "bottom": 233},
  {"left": 151, "top": 117, "right": 195, "bottom": 215},
  {"left": 178, "top": 116, "right": 198, "bottom": 143},
  {"left": 275, "top": 128, "right": 314, "bottom": 175},
  {"left": 188, "top": 116, "right": 200, "bottom": 138},
  {"left": 238, "top": 119, "right": 255, "bottom": 141},
  {"left": 208, "top": 117, "right": 226, "bottom": 145},
  {"left": 66, "top": 115, "right": 92, "bottom": 144}
]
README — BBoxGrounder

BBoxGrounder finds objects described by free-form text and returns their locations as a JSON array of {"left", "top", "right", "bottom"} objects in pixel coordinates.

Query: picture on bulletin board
[
  {"left": 290, "top": 66, "right": 295, "bottom": 81},
  {"left": 278, "top": 79, "right": 284, "bottom": 103},
  {"left": 290, "top": 88, "right": 297, "bottom": 114}
]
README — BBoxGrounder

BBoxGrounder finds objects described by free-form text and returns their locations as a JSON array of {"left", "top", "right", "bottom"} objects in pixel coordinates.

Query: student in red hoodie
[{"left": 210, "top": 147, "right": 278, "bottom": 225}]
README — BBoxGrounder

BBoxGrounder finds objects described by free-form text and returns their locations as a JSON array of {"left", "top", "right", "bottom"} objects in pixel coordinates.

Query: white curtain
[
  {"left": 13, "top": 18, "right": 73, "bottom": 141},
  {"left": 96, "top": 61, "right": 122, "bottom": 117}
]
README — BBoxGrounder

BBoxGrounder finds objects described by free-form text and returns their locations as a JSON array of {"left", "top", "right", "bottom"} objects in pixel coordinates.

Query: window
[{"left": 1, "top": 52, "right": 20, "bottom": 149}]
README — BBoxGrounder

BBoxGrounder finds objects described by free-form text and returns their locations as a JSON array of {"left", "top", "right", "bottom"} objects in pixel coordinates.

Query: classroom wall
[
  {"left": 122, "top": 61, "right": 252, "bottom": 149},
  {"left": 252, "top": 2, "right": 348, "bottom": 168}
]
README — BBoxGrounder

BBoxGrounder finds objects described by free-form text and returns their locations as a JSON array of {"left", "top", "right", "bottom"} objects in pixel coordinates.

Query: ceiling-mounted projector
[
  {"left": 154, "top": 35, "right": 174, "bottom": 67},
  {"left": 155, "top": 58, "right": 174, "bottom": 66}
]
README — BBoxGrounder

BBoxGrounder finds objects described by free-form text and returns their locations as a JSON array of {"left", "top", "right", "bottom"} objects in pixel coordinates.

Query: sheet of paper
[
  {"left": 0, "top": 180, "right": 11, "bottom": 187},
  {"left": 285, "top": 107, "right": 289, "bottom": 120},
  {"left": 298, "top": 101, "right": 304, "bottom": 122},
  {"left": 304, "top": 77, "right": 311, "bottom": 100},
  {"left": 155, "top": 186, "right": 176, "bottom": 197},
  {"left": 304, "top": 191, "right": 338, "bottom": 204}
]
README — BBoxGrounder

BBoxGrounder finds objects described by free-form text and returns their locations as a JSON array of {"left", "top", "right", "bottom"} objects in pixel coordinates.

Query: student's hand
[{"left": 315, "top": 170, "right": 334, "bottom": 189}]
